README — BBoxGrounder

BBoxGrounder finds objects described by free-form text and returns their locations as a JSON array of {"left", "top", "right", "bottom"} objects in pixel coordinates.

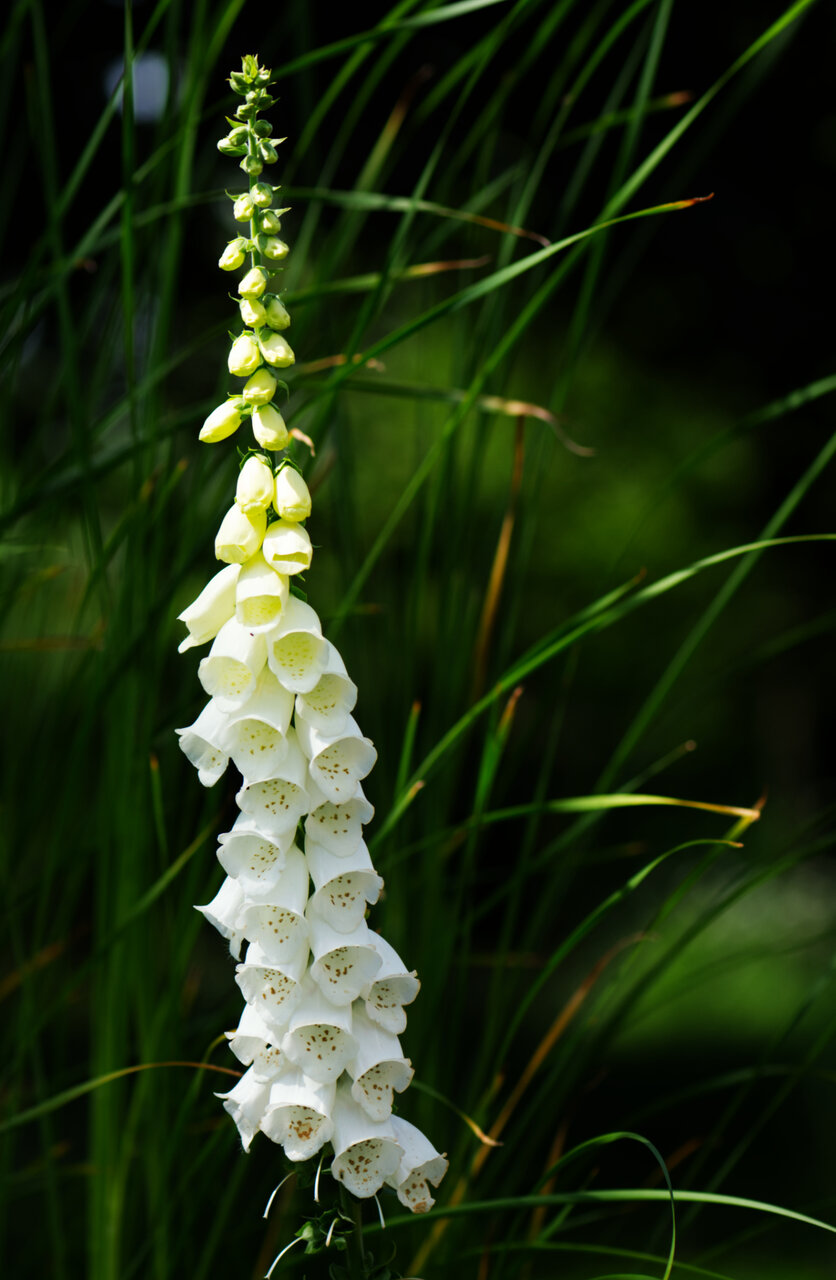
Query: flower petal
[
  {"left": 177, "top": 563, "right": 239, "bottom": 651},
  {"left": 308, "top": 914, "right": 382, "bottom": 1006},
  {"left": 304, "top": 788, "right": 374, "bottom": 857},
  {"left": 347, "top": 1004, "right": 413, "bottom": 1122},
  {"left": 330, "top": 1081, "right": 402, "bottom": 1198},
  {"left": 261, "top": 1069, "right": 335, "bottom": 1161},
  {"left": 386, "top": 1116, "right": 448, "bottom": 1213},
  {"left": 296, "top": 714, "right": 377, "bottom": 806},
  {"left": 280, "top": 977, "right": 356, "bottom": 1083},
  {"left": 197, "top": 618, "right": 267, "bottom": 712},
  {"left": 176, "top": 699, "right": 230, "bottom": 786},
  {"left": 235, "top": 551, "right": 289, "bottom": 632}
]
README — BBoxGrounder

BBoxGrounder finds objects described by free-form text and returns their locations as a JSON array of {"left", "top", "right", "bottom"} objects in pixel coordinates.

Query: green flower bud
[
  {"left": 238, "top": 267, "right": 268, "bottom": 298},
  {"left": 259, "top": 330, "right": 295, "bottom": 368},
  {"left": 259, "top": 210, "right": 282, "bottom": 234},
  {"left": 252, "top": 403, "right": 289, "bottom": 451},
  {"left": 228, "top": 332, "right": 262, "bottom": 377},
  {"left": 227, "top": 125, "right": 249, "bottom": 147},
  {"left": 251, "top": 183, "right": 273, "bottom": 208},
  {"left": 241, "top": 153, "right": 263, "bottom": 176},
  {"left": 218, "top": 238, "right": 249, "bottom": 271},
  {"left": 243, "top": 366, "right": 279, "bottom": 405},
  {"left": 235, "top": 101, "right": 258, "bottom": 121},
  {"left": 228, "top": 71, "right": 249, "bottom": 95},
  {"left": 233, "top": 192, "right": 255, "bottom": 222},
  {"left": 217, "top": 136, "right": 247, "bottom": 156},
  {"left": 241, "top": 54, "right": 259, "bottom": 81},
  {"left": 263, "top": 295, "right": 291, "bottom": 330},
  {"left": 253, "top": 119, "right": 273, "bottom": 138},
  {"left": 259, "top": 236, "right": 289, "bottom": 263},
  {"left": 257, "top": 139, "right": 278, "bottom": 165},
  {"left": 239, "top": 296, "right": 267, "bottom": 327}
]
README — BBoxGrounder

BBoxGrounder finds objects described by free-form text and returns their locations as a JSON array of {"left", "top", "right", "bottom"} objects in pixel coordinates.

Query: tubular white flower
[
  {"left": 362, "top": 935, "right": 421, "bottom": 1034},
  {"left": 307, "top": 840, "right": 382, "bottom": 933},
  {"left": 235, "top": 551, "right": 289, "bottom": 632},
  {"left": 216, "top": 1066, "right": 273, "bottom": 1152},
  {"left": 296, "top": 714, "right": 377, "bottom": 806},
  {"left": 238, "top": 847, "right": 310, "bottom": 963},
  {"left": 262, "top": 519, "right": 313, "bottom": 576},
  {"left": 228, "top": 332, "right": 262, "bottom": 377},
  {"left": 235, "top": 455, "right": 275, "bottom": 511},
  {"left": 295, "top": 641, "right": 358, "bottom": 734},
  {"left": 215, "top": 503, "right": 267, "bottom": 564},
  {"left": 217, "top": 817, "right": 292, "bottom": 895},
  {"left": 197, "top": 617, "right": 267, "bottom": 712},
  {"left": 177, "top": 563, "right": 239, "bottom": 652},
  {"left": 199, "top": 398, "right": 243, "bottom": 444},
  {"left": 258, "top": 330, "right": 295, "bottom": 368},
  {"left": 304, "top": 788, "right": 374, "bottom": 856},
  {"left": 265, "top": 596, "right": 327, "bottom": 692},
  {"left": 176, "top": 699, "right": 230, "bottom": 786},
  {"left": 386, "top": 1117, "right": 448, "bottom": 1213},
  {"left": 251, "top": 403, "right": 289, "bottom": 451},
  {"left": 330, "top": 1081, "right": 402, "bottom": 1199},
  {"left": 227, "top": 1000, "right": 274, "bottom": 1065},
  {"left": 220, "top": 669, "right": 294, "bottom": 783},
  {"left": 347, "top": 1004, "right": 413, "bottom": 1122},
  {"left": 308, "top": 914, "right": 382, "bottom": 1006},
  {"left": 235, "top": 729, "right": 311, "bottom": 838},
  {"left": 273, "top": 467, "right": 311, "bottom": 522},
  {"left": 235, "top": 942, "right": 307, "bottom": 1033},
  {"left": 280, "top": 976, "right": 356, "bottom": 1083},
  {"left": 261, "top": 1069, "right": 335, "bottom": 1161},
  {"left": 196, "top": 876, "right": 246, "bottom": 958}
]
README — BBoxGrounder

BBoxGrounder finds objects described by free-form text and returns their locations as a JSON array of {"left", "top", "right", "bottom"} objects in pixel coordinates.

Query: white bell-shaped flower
[
  {"left": 262, "top": 519, "right": 313, "bottom": 576},
  {"left": 195, "top": 876, "right": 246, "bottom": 957},
  {"left": 216, "top": 1065, "right": 273, "bottom": 1152},
  {"left": 250, "top": 1041, "right": 285, "bottom": 1082},
  {"left": 265, "top": 597, "right": 328, "bottom": 693},
  {"left": 280, "top": 976, "right": 356, "bottom": 1083},
  {"left": 176, "top": 699, "right": 230, "bottom": 786},
  {"left": 198, "top": 618, "right": 267, "bottom": 712},
  {"left": 238, "top": 847, "right": 310, "bottom": 963},
  {"left": 199, "top": 398, "right": 243, "bottom": 444},
  {"left": 304, "top": 788, "right": 374, "bottom": 857},
  {"left": 227, "top": 1001, "right": 274, "bottom": 1066},
  {"left": 306, "top": 840, "right": 382, "bottom": 933},
  {"left": 220, "top": 669, "right": 294, "bottom": 784},
  {"left": 235, "top": 728, "right": 311, "bottom": 838},
  {"left": 308, "top": 913, "right": 381, "bottom": 1006},
  {"left": 215, "top": 503, "right": 266, "bottom": 564},
  {"left": 261, "top": 1069, "right": 335, "bottom": 1161},
  {"left": 217, "top": 816, "right": 292, "bottom": 895},
  {"left": 177, "top": 563, "right": 239, "bottom": 652},
  {"left": 235, "top": 551, "right": 289, "bottom": 633},
  {"left": 235, "top": 942, "right": 307, "bottom": 1034},
  {"left": 296, "top": 714, "right": 377, "bottom": 806},
  {"left": 386, "top": 1117, "right": 448, "bottom": 1213},
  {"left": 295, "top": 641, "right": 357, "bottom": 734},
  {"left": 362, "top": 935, "right": 420, "bottom": 1034},
  {"left": 330, "top": 1081, "right": 402, "bottom": 1199},
  {"left": 347, "top": 1004, "right": 413, "bottom": 1122}
]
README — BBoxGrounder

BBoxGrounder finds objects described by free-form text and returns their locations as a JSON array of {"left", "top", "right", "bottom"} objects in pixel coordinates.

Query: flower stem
[{"left": 339, "top": 1186, "right": 368, "bottom": 1280}]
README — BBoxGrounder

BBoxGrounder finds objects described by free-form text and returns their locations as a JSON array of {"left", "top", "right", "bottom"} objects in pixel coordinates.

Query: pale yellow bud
[
  {"left": 236, "top": 455, "right": 275, "bottom": 511},
  {"left": 261, "top": 236, "right": 289, "bottom": 262},
  {"left": 239, "top": 267, "right": 268, "bottom": 298},
  {"left": 273, "top": 467, "right": 311, "bottom": 522},
  {"left": 264, "top": 296, "right": 291, "bottom": 330},
  {"left": 240, "top": 297, "right": 267, "bottom": 327},
  {"left": 259, "top": 330, "right": 295, "bottom": 368},
  {"left": 215, "top": 504, "right": 267, "bottom": 564},
  {"left": 228, "top": 332, "right": 262, "bottom": 377},
  {"left": 233, "top": 192, "right": 255, "bottom": 222},
  {"left": 252, "top": 404, "right": 289, "bottom": 451},
  {"left": 199, "top": 399, "right": 243, "bottom": 444},
  {"left": 219, "top": 239, "right": 248, "bottom": 271},
  {"left": 243, "top": 367, "right": 278, "bottom": 405}
]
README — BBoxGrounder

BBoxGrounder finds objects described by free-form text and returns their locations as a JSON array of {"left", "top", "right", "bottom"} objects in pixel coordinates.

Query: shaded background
[{"left": 2, "top": 0, "right": 836, "bottom": 1277}]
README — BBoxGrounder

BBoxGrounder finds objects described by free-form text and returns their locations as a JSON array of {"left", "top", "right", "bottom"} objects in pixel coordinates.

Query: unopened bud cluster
[{"left": 178, "top": 56, "right": 447, "bottom": 1217}]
